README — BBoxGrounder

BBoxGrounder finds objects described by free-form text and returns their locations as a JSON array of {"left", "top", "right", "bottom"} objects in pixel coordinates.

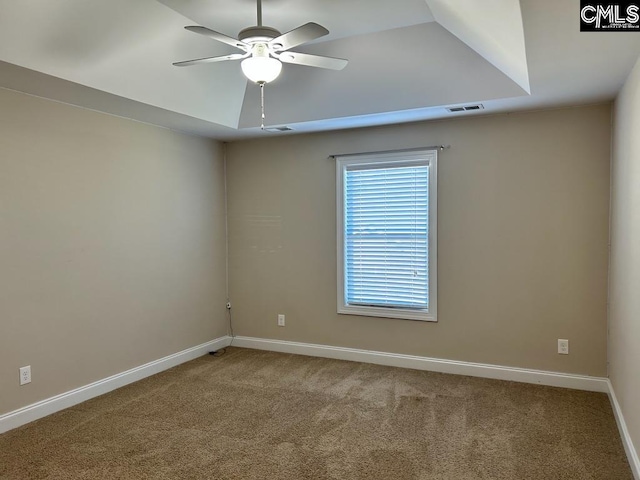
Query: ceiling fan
[{"left": 173, "top": 0, "right": 348, "bottom": 85}]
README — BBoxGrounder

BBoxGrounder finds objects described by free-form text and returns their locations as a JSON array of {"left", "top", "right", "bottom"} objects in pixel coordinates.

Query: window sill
[{"left": 338, "top": 304, "right": 437, "bottom": 322}]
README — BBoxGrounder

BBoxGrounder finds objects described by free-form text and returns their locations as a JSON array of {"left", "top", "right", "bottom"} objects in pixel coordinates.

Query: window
[{"left": 336, "top": 149, "right": 437, "bottom": 321}]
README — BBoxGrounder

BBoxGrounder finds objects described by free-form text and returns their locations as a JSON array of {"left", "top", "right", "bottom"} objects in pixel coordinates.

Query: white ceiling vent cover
[{"left": 446, "top": 104, "right": 485, "bottom": 113}]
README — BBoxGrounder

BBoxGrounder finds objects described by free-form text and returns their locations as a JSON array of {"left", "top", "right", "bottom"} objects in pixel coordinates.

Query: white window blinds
[
  {"left": 337, "top": 148, "right": 437, "bottom": 322},
  {"left": 344, "top": 162, "right": 430, "bottom": 310}
]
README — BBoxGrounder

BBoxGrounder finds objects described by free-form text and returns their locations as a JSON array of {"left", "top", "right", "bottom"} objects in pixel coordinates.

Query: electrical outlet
[
  {"left": 226, "top": 302, "right": 231, "bottom": 310},
  {"left": 558, "top": 339, "right": 569, "bottom": 355},
  {"left": 277, "top": 314, "right": 285, "bottom": 327},
  {"left": 19, "top": 366, "right": 31, "bottom": 385}
]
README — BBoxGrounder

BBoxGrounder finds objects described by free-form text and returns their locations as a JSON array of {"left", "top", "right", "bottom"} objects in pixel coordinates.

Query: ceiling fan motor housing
[{"left": 238, "top": 26, "right": 281, "bottom": 46}]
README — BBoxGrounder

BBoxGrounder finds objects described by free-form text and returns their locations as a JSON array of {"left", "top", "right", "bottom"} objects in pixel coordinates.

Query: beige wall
[
  {"left": 610, "top": 57, "right": 640, "bottom": 462},
  {"left": 227, "top": 104, "right": 611, "bottom": 376},
  {"left": 0, "top": 88, "right": 613, "bottom": 419},
  {"left": 0, "top": 88, "right": 228, "bottom": 415}
]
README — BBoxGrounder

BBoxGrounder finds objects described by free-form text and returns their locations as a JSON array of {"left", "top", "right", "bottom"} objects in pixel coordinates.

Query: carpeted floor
[{"left": 0, "top": 347, "right": 633, "bottom": 479}]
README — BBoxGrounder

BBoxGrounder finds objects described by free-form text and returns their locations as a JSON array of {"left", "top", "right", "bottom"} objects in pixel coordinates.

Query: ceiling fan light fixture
[{"left": 241, "top": 56, "right": 282, "bottom": 84}]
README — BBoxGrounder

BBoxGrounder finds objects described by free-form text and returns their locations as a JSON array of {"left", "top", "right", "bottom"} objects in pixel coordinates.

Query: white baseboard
[
  {"left": 232, "top": 336, "right": 640, "bottom": 476},
  {"left": 0, "top": 336, "right": 231, "bottom": 434},
  {"left": 231, "top": 336, "right": 609, "bottom": 392},
  {"left": 608, "top": 380, "right": 640, "bottom": 480},
  {"left": 6, "top": 334, "right": 637, "bottom": 478}
]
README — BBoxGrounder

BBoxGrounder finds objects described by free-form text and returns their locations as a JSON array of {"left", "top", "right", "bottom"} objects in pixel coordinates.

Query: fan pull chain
[{"left": 260, "top": 82, "right": 266, "bottom": 130}]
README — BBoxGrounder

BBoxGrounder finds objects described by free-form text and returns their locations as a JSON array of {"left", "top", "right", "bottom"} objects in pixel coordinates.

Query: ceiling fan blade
[
  {"left": 269, "top": 22, "right": 329, "bottom": 51},
  {"left": 184, "top": 26, "right": 248, "bottom": 51},
  {"left": 173, "top": 53, "right": 248, "bottom": 67},
  {"left": 278, "top": 52, "right": 348, "bottom": 70}
]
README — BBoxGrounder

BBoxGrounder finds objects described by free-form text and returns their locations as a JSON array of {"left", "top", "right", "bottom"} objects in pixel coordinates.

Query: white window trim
[{"left": 336, "top": 149, "right": 438, "bottom": 322}]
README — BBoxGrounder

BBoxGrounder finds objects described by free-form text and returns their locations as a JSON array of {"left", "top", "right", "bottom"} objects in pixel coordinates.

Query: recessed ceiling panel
[
  {"left": 238, "top": 23, "right": 528, "bottom": 128},
  {"left": 157, "top": 0, "right": 436, "bottom": 42}
]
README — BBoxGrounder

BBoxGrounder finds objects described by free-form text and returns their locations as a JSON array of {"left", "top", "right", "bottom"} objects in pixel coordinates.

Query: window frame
[{"left": 336, "top": 149, "right": 438, "bottom": 322}]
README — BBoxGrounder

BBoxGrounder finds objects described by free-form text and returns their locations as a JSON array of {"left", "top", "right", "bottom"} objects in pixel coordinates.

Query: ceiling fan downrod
[{"left": 256, "top": 0, "right": 262, "bottom": 27}]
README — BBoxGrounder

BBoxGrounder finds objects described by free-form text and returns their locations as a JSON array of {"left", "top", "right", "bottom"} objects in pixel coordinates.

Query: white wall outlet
[
  {"left": 19, "top": 365, "right": 31, "bottom": 385},
  {"left": 277, "top": 314, "right": 285, "bottom": 327},
  {"left": 558, "top": 339, "right": 569, "bottom": 355}
]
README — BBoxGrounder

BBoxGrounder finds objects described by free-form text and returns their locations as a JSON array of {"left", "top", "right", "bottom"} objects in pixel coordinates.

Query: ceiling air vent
[
  {"left": 446, "top": 104, "right": 484, "bottom": 113},
  {"left": 264, "top": 126, "right": 293, "bottom": 132}
]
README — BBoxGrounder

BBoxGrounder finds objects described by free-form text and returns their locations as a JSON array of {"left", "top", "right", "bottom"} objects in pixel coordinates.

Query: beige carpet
[{"left": 0, "top": 347, "right": 633, "bottom": 479}]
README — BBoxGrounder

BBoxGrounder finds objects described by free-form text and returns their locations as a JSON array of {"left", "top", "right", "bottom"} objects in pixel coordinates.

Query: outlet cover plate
[
  {"left": 19, "top": 366, "right": 31, "bottom": 385},
  {"left": 558, "top": 339, "right": 569, "bottom": 355}
]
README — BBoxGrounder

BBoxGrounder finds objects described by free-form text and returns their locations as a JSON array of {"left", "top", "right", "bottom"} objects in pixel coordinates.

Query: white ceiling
[{"left": 0, "top": 0, "right": 638, "bottom": 140}]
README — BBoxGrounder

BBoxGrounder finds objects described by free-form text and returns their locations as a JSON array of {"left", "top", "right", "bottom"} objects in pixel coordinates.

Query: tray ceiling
[{"left": 0, "top": 0, "right": 638, "bottom": 139}]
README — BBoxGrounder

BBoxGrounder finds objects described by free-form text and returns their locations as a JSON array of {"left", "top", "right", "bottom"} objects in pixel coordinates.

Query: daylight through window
[{"left": 336, "top": 149, "right": 437, "bottom": 322}]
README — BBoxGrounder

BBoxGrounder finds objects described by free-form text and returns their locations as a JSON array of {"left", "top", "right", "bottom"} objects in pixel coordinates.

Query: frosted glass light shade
[{"left": 241, "top": 56, "right": 282, "bottom": 84}]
